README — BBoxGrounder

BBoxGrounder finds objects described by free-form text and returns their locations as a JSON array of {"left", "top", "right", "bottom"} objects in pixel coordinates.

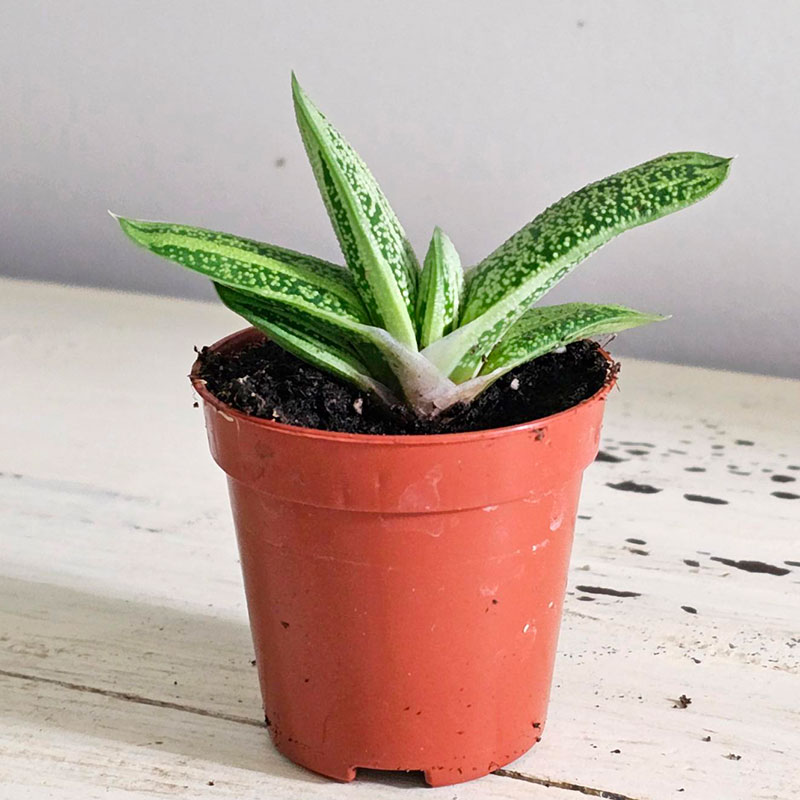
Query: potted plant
[{"left": 113, "top": 74, "right": 730, "bottom": 786}]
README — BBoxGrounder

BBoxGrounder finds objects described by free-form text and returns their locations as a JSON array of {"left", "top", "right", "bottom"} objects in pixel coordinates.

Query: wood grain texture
[{"left": 1, "top": 278, "right": 798, "bottom": 799}]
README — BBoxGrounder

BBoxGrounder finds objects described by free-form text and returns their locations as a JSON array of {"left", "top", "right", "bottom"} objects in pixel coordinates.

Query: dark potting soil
[{"left": 195, "top": 338, "right": 613, "bottom": 436}]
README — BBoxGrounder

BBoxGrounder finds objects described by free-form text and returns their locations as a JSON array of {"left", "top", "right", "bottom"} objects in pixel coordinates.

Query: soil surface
[{"left": 195, "top": 337, "right": 612, "bottom": 435}]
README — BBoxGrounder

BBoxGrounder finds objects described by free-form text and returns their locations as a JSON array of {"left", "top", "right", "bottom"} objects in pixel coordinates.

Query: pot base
[{"left": 271, "top": 727, "right": 542, "bottom": 787}]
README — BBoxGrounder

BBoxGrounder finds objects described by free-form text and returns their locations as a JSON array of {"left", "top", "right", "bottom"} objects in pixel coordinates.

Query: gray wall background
[{"left": 2, "top": 1, "right": 798, "bottom": 378}]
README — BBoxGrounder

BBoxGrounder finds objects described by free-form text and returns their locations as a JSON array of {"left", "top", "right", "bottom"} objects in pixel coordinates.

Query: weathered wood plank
[
  {"left": 5, "top": 672, "right": 575, "bottom": 798},
  {"left": 1, "top": 278, "right": 798, "bottom": 799}
]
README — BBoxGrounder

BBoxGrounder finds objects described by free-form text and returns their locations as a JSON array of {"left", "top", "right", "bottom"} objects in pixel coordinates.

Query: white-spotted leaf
[
  {"left": 292, "top": 75, "right": 419, "bottom": 350},
  {"left": 424, "top": 152, "right": 731, "bottom": 382},
  {"left": 416, "top": 227, "right": 464, "bottom": 348},
  {"left": 481, "top": 303, "right": 667, "bottom": 377}
]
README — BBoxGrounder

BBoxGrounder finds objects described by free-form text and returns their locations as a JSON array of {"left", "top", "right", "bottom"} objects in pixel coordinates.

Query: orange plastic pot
[{"left": 191, "top": 328, "right": 615, "bottom": 787}]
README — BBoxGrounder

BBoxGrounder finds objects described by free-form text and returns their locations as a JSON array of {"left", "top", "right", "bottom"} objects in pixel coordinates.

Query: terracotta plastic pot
[{"left": 191, "top": 327, "right": 615, "bottom": 787}]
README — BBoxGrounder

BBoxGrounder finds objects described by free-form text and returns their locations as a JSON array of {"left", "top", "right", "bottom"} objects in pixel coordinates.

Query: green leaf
[
  {"left": 481, "top": 303, "right": 667, "bottom": 377},
  {"left": 424, "top": 152, "right": 731, "bottom": 382},
  {"left": 113, "top": 215, "right": 411, "bottom": 388},
  {"left": 215, "top": 284, "right": 396, "bottom": 401},
  {"left": 416, "top": 227, "right": 464, "bottom": 348},
  {"left": 291, "top": 74, "right": 419, "bottom": 350},
  {"left": 114, "top": 216, "right": 369, "bottom": 324},
  {"left": 222, "top": 286, "right": 404, "bottom": 393},
  {"left": 212, "top": 281, "right": 459, "bottom": 415}
]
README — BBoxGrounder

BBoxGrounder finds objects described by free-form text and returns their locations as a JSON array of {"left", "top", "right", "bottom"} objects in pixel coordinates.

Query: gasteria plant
[{"left": 114, "top": 74, "right": 731, "bottom": 418}]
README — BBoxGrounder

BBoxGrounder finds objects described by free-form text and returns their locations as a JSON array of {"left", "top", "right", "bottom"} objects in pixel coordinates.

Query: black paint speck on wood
[
  {"left": 576, "top": 596, "right": 596, "bottom": 601},
  {"left": 618, "top": 441, "right": 655, "bottom": 447},
  {"left": 575, "top": 585, "right": 641, "bottom": 598},
  {"left": 681, "top": 605, "right": 698, "bottom": 614},
  {"left": 772, "top": 491, "right": 800, "bottom": 500},
  {"left": 607, "top": 480, "right": 662, "bottom": 494},
  {"left": 735, "top": 439, "right": 754, "bottom": 446},
  {"left": 596, "top": 450, "right": 625, "bottom": 463},
  {"left": 626, "top": 449, "right": 650, "bottom": 456},
  {"left": 771, "top": 474, "right": 796, "bottom": 483},
  {"left": 578, "top": 514, "right": 592, "bottom": 520},
  {"left": 784, "top": 560, "right": 800, "bottom": 567},
  {"left": 684, "top": 493, "right": 729, "bottom": 505},
  {"left": 710, "top": 557, "right": 790, "bottom": 576},
  {"left": 629, "top": 548, "right": 649, "bottom": 556},
  {"left": 788, "top": 465, "right": 800, "bottom": 471},
  {"left": 684, "top": 467, "right": 706, "bottom": 472},
  {"left": 683, "top": 559, "right": 700, "bottom": 567},
  {"left": 673, "top": 694, "right": 692, "bottom": 709},
  {"left": 626, "top": 538, "right": 647, "bottom": 545}
]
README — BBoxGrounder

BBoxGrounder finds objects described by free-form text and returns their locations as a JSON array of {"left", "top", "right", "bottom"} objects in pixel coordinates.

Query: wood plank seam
[
  {"left": 0, "top": 668, "right": 263, "bottom": 728},
  {"left": 3, "top": 667, "right": 645, "bottom": 799},
  {"left": 494, "top": 769, "right": 643, "bottom": 800}
]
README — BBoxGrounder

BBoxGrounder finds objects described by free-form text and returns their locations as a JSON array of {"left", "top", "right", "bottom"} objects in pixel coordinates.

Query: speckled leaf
[
  {"left": 416, "top": 227, "right": 464, "bottom": 348},
  {"left": 214, "top": 284, "right": 397, "bottom": 400},
  {"left": 213, "top": 282, "right": 456, "bottom": 412},
  {"left": 292, "top": 75, "right": 419, "bottom": 350},
  {"left": 425, "top": 152, "right": 731, "bottom": 382},
  {"left": 114, "top": 216, "right": 369, "bottom": 324},
  {"left": 481, "top": 303, "right": 667, "bottom": 376}
]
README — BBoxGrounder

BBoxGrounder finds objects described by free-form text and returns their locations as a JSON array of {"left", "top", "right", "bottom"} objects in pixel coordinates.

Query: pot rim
[{"left": 190, "top": 327, "right": 617, "bottom": 446}]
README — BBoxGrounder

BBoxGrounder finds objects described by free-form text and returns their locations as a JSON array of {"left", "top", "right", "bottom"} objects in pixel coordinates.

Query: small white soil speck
[
  {"left": 353, "top": 397, "right": 364, "bottom": 415},
  {"left": 510, "top": 377, "right": 520, "bottom": 390}
]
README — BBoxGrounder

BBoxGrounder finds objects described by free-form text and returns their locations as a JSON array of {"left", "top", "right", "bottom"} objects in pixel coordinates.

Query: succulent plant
[{"left": 114, "top": 74, "right": 730, "bottom": 417}]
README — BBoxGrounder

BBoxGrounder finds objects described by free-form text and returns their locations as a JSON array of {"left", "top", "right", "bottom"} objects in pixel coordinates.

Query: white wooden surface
[{"left": 2, "top": 277, "right": 798, "bottom": 800}]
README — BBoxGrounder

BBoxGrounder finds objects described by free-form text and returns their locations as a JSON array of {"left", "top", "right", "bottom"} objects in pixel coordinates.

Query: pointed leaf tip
[{"left": 290, "top": 71, "right": 302, "bottom": 95}]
